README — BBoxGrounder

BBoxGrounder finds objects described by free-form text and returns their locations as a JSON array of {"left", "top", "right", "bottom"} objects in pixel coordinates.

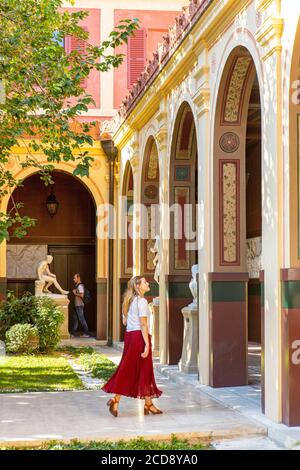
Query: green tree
[{"left": 0, "top": 0, "right": 138, "bottom": 242}]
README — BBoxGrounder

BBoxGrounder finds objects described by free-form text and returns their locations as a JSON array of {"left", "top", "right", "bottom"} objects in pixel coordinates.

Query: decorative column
[
  {"left": 192, "top": 57, "right": 211, "bottom": 385},
  {"left": 101, "top": 138, "right": 118, "bottom": 346},
  {"left": 155, "top": 109, "right": 168, "bottom": 365},
  {"left": 255, "top": 0, "right": 284, "bottom": 422},
  {"left": 129, "top": 133, "right": 140, "bottom": 276}
]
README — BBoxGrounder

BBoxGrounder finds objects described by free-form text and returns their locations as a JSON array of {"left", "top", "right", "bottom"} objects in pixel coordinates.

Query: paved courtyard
[{"left": 0, "top": 343, "right": 269, "bottom": 448}]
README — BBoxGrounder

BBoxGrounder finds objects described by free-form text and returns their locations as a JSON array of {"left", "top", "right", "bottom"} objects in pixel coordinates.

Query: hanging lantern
[{"left": 46, "top": 187, "right": 59, "bottom": 217}]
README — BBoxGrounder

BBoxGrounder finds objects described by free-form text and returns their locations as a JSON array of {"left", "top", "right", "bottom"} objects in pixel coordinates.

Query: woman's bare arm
[{"left": 139, "top": 316, "right": 149, "bottom": 358}]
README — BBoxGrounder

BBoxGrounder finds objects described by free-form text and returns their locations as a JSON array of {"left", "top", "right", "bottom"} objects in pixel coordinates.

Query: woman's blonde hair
[{"left": 122, "top": 275, "right": 144, "bottom": 317}]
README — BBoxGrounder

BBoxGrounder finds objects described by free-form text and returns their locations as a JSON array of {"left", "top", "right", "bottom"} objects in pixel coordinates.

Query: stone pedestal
[
  {"left": 178, "top": 304, "right": 198, "bottom": 374},
  {"left": 35, "top": 291, "right": 70, "bottom": 340},
  {"left": 151, "top": 297, "right": 160, "bottom": 357},
  {"left": 53, "top": 295, "right": 70, "bottom": 340},
  {"left": 35, "top": 280, "right": 45, "bottom": 296}
]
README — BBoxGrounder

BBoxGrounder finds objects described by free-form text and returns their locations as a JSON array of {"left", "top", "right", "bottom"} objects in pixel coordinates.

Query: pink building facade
[{"left": 62, "top": 0, "right": 187, "bottom": 122}]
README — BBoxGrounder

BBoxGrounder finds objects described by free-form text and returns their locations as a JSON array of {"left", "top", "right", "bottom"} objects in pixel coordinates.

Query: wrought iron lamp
[{"left": 46, "top": 186, "right": 59, "bottom": 217}]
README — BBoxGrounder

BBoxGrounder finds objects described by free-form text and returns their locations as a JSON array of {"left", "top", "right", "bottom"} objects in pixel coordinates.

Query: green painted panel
[
  {"left": 248, "top": 283, "right": 261, "bottom": 297},
  {"left": 97, "top": 282, "right": 107, "bottom": 295},
  {"left": 168, "top": 282, "right": 192, "bottom": 299},
  {"left": 282, "top": 281, "right": 300, "bottom": 308},
  {"left": 211, "top": 282, "right": 246, "bottom": 302},
  {"left": 261, "top": 282, "right": 264, "bottom": 307},
  {"left": 146, "top": 282, "right": 159, "bottom": 298},
  {"left": 0, "top": 281, "right": 6, "bottom": 295}
]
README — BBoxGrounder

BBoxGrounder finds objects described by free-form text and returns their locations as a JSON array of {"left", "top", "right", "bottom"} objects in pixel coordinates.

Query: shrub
[
  {"left": 6, "top": 323, "right": 39, "bottom": 354},
  {"left": 0, "top": 292, "right": 64, "bottom": 353},
  {"left": 32, "top": 297, "right": 64, "bottom": 352},
  {"left": 0, "top": 292, "right": 35, "bottom": 340}
]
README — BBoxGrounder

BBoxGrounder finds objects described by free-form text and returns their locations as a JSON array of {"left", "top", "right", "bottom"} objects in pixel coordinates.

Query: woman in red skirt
[{"left": 102, "top": 275, "right": 163, "bottom": 417}]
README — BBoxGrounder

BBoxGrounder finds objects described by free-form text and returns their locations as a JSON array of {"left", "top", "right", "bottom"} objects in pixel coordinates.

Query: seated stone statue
[{"left": 36, "top": 255, "right": 69, "bottom": 295}]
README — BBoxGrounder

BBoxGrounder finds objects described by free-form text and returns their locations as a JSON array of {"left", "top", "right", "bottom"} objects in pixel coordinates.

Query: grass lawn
[
  {"left": 59, "top": 346, "right": 117, "bottom": 383},
  {"left": 0, "top": 354, "right": 84, "bottom": 392},
  {"left": 1, "top": 436, "right": 210, "bottom": 450}
]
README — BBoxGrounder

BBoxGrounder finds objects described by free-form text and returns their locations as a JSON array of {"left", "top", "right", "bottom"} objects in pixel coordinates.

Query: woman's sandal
[
  {"left": 107, "top": 397, "right": 119, "bottom": 417},
  {"left": 144, "top": 402, "right": 163, "bottom": 415}
]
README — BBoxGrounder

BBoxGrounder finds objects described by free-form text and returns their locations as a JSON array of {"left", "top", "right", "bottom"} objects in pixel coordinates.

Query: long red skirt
[{"left": 102, "top": 331, "right": 162, "bottom": 399}]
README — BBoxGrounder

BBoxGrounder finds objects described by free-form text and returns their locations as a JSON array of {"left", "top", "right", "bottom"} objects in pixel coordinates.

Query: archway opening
[
  {"left": 245, "top": 74, "right": 262, "bottom": 387},
  {"left": 120, "top": 162, "right": 134, "bottom": 339},
  {"left": 140, "top": 136, "right": 160, "bottom": 355},
  {"left": 168, "top": 102, "right": 198, "bottom": 365},
  {"left": 212, "top": 46, "right": 262, "bottom": 390},
  {"left": 7, "top": 170, "right": 97, "bottom": 335}
]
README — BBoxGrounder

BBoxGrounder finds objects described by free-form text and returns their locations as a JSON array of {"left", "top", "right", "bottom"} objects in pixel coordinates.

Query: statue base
[
  {"left": 178, "top": 304, "right": 199, "bottom": 374},
  {"left": 35, "top": 283, "right": 70, "bottom": 340}
]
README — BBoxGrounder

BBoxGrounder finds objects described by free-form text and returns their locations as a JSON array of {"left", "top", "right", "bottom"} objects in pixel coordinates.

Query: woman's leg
[{"left": 144, "top": 396, "right": 161, "bottom": 413}]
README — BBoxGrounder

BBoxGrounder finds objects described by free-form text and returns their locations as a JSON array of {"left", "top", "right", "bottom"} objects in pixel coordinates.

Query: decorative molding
[
  {"left": 174, "top": 186, "right": 190, "bottom": 270},
  {"left": 255, "top": 14, "right": 283, "bottom": 61},
  {"left": 144, "top": 184, "right": 158, "bottom": 200},
  {"left": 219, "top": 160, "right": 240, "bottom": 266},
  {"left": 128, "top": 133, "right": 139, "bottom": 174},
  {"left": 193, "top": 87, "right": 210, "bottom": 116},
  {"left": 175, "top": 165, "right": 191, "bottom": 182},
  {"left": 222, "top": 57, "right": 252, "bottom": 124},
  {"left": 256, "top": 0, "right": 279, "bottom": 12},
  {"left": 155, "top": 128, "right": 168, "bottom": 153},
  {"left": 129, "top": 154, "right": 139, "bottom": 174},
  {"left": 219, "top": 132, "right": 240, "bottom": 154},
  {"left": 114, "top": 161, "right": 120, "bottom": 188},
  {"left": 193, "top": 64, "right": 209, "bottom": 83}
]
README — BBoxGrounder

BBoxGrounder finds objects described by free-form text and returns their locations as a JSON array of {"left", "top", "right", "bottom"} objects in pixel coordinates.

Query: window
[
  {"left": 64, "top": 27, "right": 88, "bottom": 88},
  {"left": 127, "top": 28, "right": 146, "bottom": 89}
]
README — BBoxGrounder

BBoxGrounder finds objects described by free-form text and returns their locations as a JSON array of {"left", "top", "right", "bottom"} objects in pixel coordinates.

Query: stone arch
[
  {"left": 1, "top": 163, "right": 108, "bottom": 339},
  {"left": 139, "top": 136, "right": 160, "bottom": 275},
  {"left": 210, "top": 43, "right": 263, "bottom": 388},
  {"left": 0, "top": 162, "right": 106, "bottom": 278},
  {"left": 165, "top": 100, "right": 198, "bottom": 365},
  {"left": 121, "top": 160, "right": 134, "bottom": 277}
]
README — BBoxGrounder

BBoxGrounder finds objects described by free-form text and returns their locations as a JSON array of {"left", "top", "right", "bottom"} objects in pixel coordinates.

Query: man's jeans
[{"left": 72, "top": 306, "right": 89, "bottom": 335}]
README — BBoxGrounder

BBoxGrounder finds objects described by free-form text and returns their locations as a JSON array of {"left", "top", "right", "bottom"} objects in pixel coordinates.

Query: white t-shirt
[{"left": 125, "top": 296, "right": 152, "bottom": 333}]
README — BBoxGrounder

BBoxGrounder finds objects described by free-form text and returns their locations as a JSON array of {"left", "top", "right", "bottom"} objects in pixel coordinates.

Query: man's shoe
[{"left": 81, "top": 334, "right": 90, "bottom": 338}]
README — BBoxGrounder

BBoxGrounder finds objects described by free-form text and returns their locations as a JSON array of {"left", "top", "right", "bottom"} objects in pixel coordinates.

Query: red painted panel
[
  {"left": 282, "top": 308, "right": 300, "bottom": 426},
  {"left": 62, "top": 8, "right": 101, "bottom": 110},
  {"left": 210, "top": 301, "right": 247, "bottom": 387}
]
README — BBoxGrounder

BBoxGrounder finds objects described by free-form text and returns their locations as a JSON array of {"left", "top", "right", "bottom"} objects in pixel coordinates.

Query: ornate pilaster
[
  {"left": 192, "top": 64, "right": 210, "bottom": 116},
  {"left": 255, "top": 0, "right": 283, "bottom": 61}
]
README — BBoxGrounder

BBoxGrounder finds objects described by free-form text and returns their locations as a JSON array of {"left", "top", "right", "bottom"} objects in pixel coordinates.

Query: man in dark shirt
[{"left": 71, "top": 273, "right": 90, "bottom": 338}]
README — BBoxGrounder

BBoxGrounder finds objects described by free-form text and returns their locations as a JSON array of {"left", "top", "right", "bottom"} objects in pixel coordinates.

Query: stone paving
[{"left": 0, "top": 341, "right": 267, "bottom": 447}]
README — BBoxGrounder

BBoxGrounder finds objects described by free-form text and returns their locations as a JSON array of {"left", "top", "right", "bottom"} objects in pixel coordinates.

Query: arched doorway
[
  {"left": 6, "top": 170, "right": 97, "bottom": 335},
  {"left": 211, "top": 46, "right": 262, "bottom": 388},
  {"left": 119, "top": 161, "right": 134, "bottom": 339},
  {"left": 140, "top": 136, "right": 160, "bottom": 353},
  {"left": 140, "top": 137, "right": 160, "bottom": 278},
  {"left": 168, "top": 102, "right": 198, "bottom": 364}
]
